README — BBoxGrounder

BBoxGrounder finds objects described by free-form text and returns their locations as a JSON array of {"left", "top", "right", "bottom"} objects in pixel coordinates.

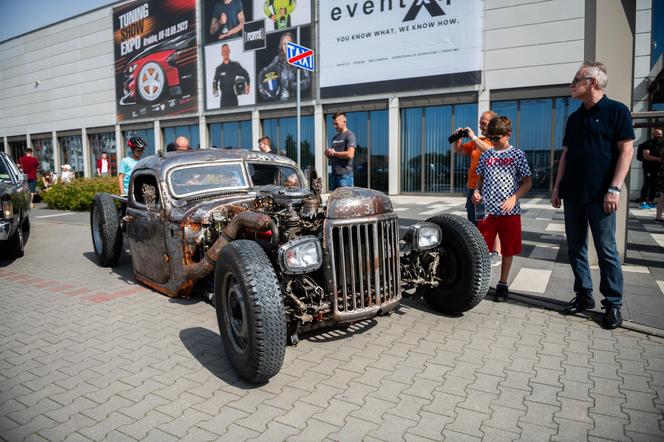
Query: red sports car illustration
[{"left": 120, "top": 31, "right": 196, "bottom": 105}]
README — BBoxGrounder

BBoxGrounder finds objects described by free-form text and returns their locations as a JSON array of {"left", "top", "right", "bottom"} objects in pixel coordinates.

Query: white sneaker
[{"left": 490, "top": 251, "right": 502, "bottom": 267}]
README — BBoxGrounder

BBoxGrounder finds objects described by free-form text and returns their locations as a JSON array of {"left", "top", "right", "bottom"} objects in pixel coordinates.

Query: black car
[{"left": 0, "top": 152, "right": 30, "bottom": 258}]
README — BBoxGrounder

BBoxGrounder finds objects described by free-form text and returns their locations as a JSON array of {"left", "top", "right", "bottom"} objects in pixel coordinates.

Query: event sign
[
  {"left": 113, "top": 0, "right": 198, "bottom": 122},
  {"left": 319, "top": 0, "right": 482, "bottom": 98}
]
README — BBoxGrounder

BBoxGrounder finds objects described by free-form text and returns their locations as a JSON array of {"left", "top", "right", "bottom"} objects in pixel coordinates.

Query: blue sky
[{"left": 0, "top": 0, "right": 114, "bottom": 42}]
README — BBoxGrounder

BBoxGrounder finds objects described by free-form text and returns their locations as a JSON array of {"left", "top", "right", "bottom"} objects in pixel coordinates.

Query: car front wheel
[
  {"left": 423, "top": 214, "right": 491, "bottom": 314},
  {"left": 214, "top": 240, "right": 286, "bottom": 384},
  {"left": 90, "top": 193, "right": 123, "bottom": 267}
]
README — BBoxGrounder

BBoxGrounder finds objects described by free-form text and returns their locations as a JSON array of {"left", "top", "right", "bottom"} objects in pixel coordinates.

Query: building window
[
  {"left": 8, "top": 140, "right": 26, "bottom": 161},
  {"left": 401, "top": 103, "right": 478, "bottom": 194},
  {"left": 261, "top": 116, "right": 314, "bottom": 169},
  {"left": 652, "top": 0, "right": 664, "bottom": 68},
  {"left": 31, "top": 137, "right": 55, "bottom": 174},
  {"left": 89, "top": 132, "right": 117, "bottom": 176},
  {"left": 58, "top": 135, "right": 84, "bottom": 177},
  {"left": 490, "top": 97, "right": 581, "bottom": 194},
  {"left": 325, "top": 110, "right": 388, "bottom": 192},
  {"left": 209, "top": 120, "right": 252, "bottom": 149},
  {"left": 163, "top": 124, "right": 200, "bottom": 149},
  {"left": 122, "top": 129, "right": 156, "bottom": 157}
]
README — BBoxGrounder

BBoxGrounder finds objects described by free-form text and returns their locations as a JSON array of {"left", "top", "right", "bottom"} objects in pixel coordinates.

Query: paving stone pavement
[{"left": 1, "top": 212, "right": 664, "bottom": 441}]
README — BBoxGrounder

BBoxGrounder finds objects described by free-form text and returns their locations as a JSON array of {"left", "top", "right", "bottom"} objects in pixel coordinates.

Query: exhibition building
[{"left": 1, "top": 0, "right": 662, "bottom": 196}]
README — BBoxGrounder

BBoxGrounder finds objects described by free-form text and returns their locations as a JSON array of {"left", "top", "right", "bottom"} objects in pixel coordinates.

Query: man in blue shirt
[
  {"left": 118, "top": 137, "right": 146, "bottom": 195},
  {"left": 551, "top": 61, "right": 635, "bottom": 329}
]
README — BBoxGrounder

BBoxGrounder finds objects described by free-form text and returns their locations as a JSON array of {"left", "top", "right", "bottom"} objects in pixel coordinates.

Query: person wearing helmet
[
  {"left": 212, "top": 43, "right": 250, "bottom": 108},
  {"left": 258, "top": 31, "right": 310, "bottom": 102},
  {"left": 264, "top": 0, "right": 296, "bottom": 30},
  {"left": 118, "top": 136, "right": 146, "bottom": 195}
]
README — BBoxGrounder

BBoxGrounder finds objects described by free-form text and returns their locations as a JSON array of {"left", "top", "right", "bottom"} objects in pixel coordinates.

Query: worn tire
[
  {"left": 90, "top": 193, "right": 122, "bottom": 267},
  {"left": 8, "top": 214, "right": 27, "bottom": 258},
  {"left": 214, "top": 240, "right": 286, "bottom": 384},
  {"left": 423, "top": 214, "right": 490, "bottom": 314}
]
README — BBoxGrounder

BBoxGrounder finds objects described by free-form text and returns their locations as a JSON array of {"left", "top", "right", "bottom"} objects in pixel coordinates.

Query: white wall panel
[
  {"left": 485, "top": 62, "right": 580, "bottom": 90},
  {"left": 485, "top": 41, "right": 583, "bottom": 71},
  {"left": 485, "top": 0, "right": 583, "bottom": 30},
  {"left": 485, "top": 18, "right": 584, "bottom": 50},
  {"left": 0, "top": 6, "right": 116, "bottom": 137}
]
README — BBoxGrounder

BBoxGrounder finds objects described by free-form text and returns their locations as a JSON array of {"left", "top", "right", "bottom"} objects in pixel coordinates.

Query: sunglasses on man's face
[
  {"left": 571, "top": 76, "right": 593, "bottom": 85},
  {"left": 487, "top": 135, "right": 504, "bottom": 142}
]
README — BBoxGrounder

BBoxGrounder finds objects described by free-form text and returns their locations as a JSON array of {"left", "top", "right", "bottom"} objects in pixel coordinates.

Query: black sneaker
[
  {"left": 563, "top": 294, "right": 595, "bottom": 315},
  {"left": 601, "top": 300, "right": 622, "bottom": 329},
  {"left": 495, "top": 283, "right": 508, "bottom": 302}
]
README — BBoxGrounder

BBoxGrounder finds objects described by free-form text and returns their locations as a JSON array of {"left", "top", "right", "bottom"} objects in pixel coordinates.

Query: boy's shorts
[{"left": 477, "top": 214, "right": 522, "bottom": 257}]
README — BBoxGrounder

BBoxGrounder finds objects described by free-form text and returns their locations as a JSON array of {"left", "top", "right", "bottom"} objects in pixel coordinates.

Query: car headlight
[
  {"left": 408, "top": 222, "right": 441, "bottom": 251},
  {"left": 278, "top": 236, "right": 322, "bottom": 274},
  {"left": 2, "top": 200, "right": 12, "bottom": 219}
]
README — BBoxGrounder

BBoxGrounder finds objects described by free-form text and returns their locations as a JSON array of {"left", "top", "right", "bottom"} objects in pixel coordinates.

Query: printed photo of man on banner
[
  {"left": 255, "top": 0, "right": 311, "bottom": 31},
  {"left": 255, "top": 26, "right": 312, "bottom": 103},
  {"left": 204, "top": 39, "right": 255, "bottom": 110},
  {"left": 204, "top": 0, "right": 254, "bottom": 44}
]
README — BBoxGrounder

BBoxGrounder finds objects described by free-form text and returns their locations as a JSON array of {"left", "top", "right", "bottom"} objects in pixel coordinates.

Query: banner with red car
[{"left": 113, "top": 0, "right": 198, "bottom": 122}]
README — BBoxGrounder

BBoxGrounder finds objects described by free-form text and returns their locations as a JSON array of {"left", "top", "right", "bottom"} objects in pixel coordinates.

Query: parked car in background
[{"left": 0, "top": 152, "right": 31, "bottom": 258}]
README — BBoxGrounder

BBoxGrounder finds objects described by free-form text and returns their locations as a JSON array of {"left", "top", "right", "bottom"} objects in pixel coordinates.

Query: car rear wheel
[
  {"left": 214, "top": 240, "right": 286, "bottom": 384},
  {"left": 423, "top": 214, "right": 490, "bottom": 314},
  {"left": 90, "top": 193, "right": 123, "bottom": 267}
]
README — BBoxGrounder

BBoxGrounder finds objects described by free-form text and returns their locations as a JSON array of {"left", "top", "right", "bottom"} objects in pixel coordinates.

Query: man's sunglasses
[
  {"left": 571, "top": 76, "right": 593, "bottom": 85},
  {"left": 487, "top": 134, "right": 505, "bottom": 142}
]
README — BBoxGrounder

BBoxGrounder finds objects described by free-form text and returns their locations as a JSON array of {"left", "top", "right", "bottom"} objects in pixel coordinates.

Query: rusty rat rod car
[{"left": 90, "top": 149, "right": 490, "bottom": 383}]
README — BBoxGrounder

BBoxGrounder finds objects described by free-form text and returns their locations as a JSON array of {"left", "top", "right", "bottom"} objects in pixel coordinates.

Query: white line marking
[
  {"left": 510, "top": 268, "right": 552, "bottom": 294},
  {"left": 393, "top": 208, "right": 408, "bottom": 212},
  {"left": 529, "top": 245, "right": 559, "bottom": 260},
  {"left": 545, "top": 223, "right": 565, "bottom": 232},
  {"left": 658, "top": 281, "right": 664, "bottom": 295},
  {"left": 35, "top": 212, "right": 75, "bottom": 218},
  {"left": 652, "top": 233, "right": 664, "bottom": 249},
  {"left": 590, "top": 265, "right": 651, "bottom": 274}
]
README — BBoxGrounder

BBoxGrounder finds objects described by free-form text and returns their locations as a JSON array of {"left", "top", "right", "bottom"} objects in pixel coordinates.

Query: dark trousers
[
  {"left": 640, "top": 167, "right": 658, "bottom": 202},
  {"left": 563, "top": 199, "right": 623, "bottom": 306}
]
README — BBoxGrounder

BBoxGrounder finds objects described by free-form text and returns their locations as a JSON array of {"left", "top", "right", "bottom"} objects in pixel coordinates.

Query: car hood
[{"left": 326, "top": 187, "right": 393, "bottom": 219}]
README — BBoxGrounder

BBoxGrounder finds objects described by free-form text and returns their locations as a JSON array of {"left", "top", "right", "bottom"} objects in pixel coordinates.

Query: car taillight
[{"left": 2, "top": 200, "right": 12, "bottom": 219}]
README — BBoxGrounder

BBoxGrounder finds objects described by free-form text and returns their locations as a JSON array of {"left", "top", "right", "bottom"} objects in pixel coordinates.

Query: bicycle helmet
[{"left": 127, "top": 136, "right": 147, "bottom": 150}]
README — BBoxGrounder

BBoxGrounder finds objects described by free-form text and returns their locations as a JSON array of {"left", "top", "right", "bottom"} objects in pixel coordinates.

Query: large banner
[
  {"left": 319, "top": 0, "right": 482, "bottom": 98},
  {"left": 113, "top": 0, "right": 198, "bottom": 122},
  {"left": 202, "top": 0, "right": 312, "bottom": 112}
]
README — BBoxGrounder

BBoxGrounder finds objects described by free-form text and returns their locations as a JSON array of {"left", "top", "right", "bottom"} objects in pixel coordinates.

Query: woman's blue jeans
[{"left": 563, "top": 199, "right": 623, "bottom": 306}]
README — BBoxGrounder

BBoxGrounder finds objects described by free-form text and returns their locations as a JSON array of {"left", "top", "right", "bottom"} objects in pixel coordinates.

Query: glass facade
[
  {"left": 491, "top": 97, "right": 582, "bottom": 193},
  {"left": 8, "top": 140, "right": 27, "bottom": 161},
  {"left": 209, "top": 120, "right": 252, "bottom": 149},
  {"left": 89, "top": 132, "right": 117, "bottom": 176},
  {"left": 262, "top": 116, "right": 315, "bottom": 170},
  {"left": 163, "top": 124, "right": 201, "bottom": 149},
  {"left": 58, "top": 135, "right": 84, "bottom": 177},
  {"left": 401, "top": 103, "right": 478, "bottom": 194},
  {"left": 31, "top": 137, "right": 55, "bottom": 173},
  {"left": 325, "top": 110, "right": 389, "bottom": 192},
  {"left": 122, "top": 128, "right": 156, "bottom": 157}
]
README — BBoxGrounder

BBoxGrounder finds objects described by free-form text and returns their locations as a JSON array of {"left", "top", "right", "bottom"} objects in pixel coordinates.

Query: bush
[{"left": 41, "top": 176, "right": 119, "bottom": 211}]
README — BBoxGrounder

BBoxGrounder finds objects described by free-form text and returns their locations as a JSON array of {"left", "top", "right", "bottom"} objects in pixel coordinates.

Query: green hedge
[{"left": 41, "top": 176, "right": 119, "bottom": 211}]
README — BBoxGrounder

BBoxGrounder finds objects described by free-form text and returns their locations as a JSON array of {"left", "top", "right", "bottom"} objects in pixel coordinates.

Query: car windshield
[
  {"left": 248, "top": 163, "right": 302, "bottom": 189},
  {"left": 168, "top": 163, "right": 248, "bottom": 198}
]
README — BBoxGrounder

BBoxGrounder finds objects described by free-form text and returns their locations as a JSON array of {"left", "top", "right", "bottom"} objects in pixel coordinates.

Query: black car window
[
  {"left": 132, "top": 174, "right": 160, "bottom": 211},
  {"left": 0, "top": 157, "right": 11, "bottom": 181},
  {"left": 248, "top": 163, "right": 301, "bottom": 188}
]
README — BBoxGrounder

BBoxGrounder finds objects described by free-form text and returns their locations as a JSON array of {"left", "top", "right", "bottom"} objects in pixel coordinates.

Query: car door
[{"left": 126, "top": 171, "right": 170, "bottom": 284}]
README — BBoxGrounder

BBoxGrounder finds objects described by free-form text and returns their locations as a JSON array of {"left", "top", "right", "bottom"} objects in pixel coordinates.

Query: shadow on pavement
[
  {"left": 82, "top": 251, "right": 138, "bottom": 284},
  {"left": 179, "top": 326, "right": 259, "bottom": 389},
  {"left": 303, "top": 318, "right": 378, "bottom": 343},
  {"left": 398, "top": 297, "right": 464, "bottom": 318}
]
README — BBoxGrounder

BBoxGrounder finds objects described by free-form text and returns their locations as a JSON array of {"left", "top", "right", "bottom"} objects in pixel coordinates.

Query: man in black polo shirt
[{"left": 551, "top": 61, "right": 635, "bottom": 329}]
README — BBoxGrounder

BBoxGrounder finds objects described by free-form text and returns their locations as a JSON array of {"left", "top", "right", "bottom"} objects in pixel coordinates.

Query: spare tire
[
  {"left": 423, "top": 214, "right": 490, "bottom": 314},
  {"left": 90, "top": 193, "right": 123, "bottom": 267}
]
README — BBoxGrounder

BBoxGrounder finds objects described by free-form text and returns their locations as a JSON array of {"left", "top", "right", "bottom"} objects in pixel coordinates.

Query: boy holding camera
[{"left": 472, "top": 116, "right": 532, "bottom": 302}]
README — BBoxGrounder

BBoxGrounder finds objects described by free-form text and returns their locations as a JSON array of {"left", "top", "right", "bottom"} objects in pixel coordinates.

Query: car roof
[{"left": 133, "top": 148, "right": 299, "bottom": 175}]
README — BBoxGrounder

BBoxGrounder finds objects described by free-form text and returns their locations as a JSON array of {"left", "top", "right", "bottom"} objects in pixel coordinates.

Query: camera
[{"left": 448, "top": 129, "right": 469, "bottom": 144}]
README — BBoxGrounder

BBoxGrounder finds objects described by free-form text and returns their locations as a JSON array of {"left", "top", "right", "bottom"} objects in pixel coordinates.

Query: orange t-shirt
[{"left": 462, "top": 137, "right": 492, "bottom": 189}]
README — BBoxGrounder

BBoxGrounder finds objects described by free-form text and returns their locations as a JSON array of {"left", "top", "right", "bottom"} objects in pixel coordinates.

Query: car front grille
[{"left": 325, "top": 214, "right": 401, "bottom": 322}]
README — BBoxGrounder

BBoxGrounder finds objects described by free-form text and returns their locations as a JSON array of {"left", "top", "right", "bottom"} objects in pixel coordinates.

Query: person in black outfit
[
  {"left": 212, "top": 44, "right": 250, "bottom": 107},
  {"left": 639, "top": 128, "right": 663, "bottom": 208}
]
